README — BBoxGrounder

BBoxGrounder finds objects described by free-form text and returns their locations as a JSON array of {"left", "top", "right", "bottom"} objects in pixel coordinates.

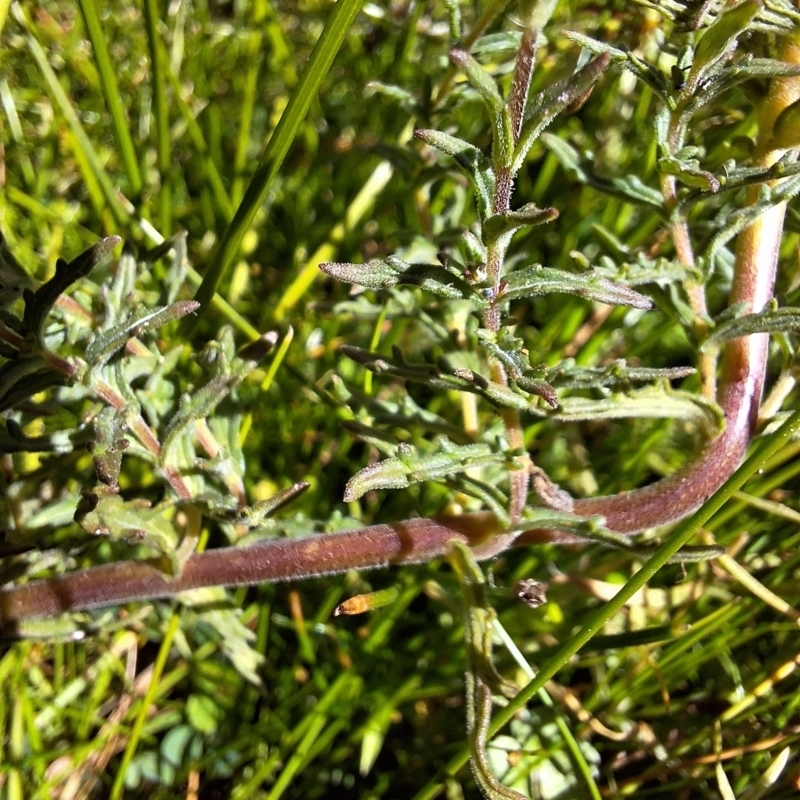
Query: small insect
[
  {"left": 515, "top": 578, "right": 547, "bottom": 609},
  {"left": 334, "top": 586, "right": 400, "bottom": 617},
  {"left": 671, "top": 64, "right": 689, "bottom": 91}
]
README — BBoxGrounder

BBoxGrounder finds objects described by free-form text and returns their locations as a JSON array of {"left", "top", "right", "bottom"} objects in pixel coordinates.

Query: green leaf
[
  {"left": 477, "top": 330, "right": 558, "bottom": 407},
  {"left": 483, "top": 203, "right": 559, "bottom": 243},
  {"left": 448, "top": 48, "right": 504, "bottom": 114},
  {"left": 588, "top": 253, "right": 699, "bottom": 286},
  {"left": 502, "top": 264, "right": 654, "bottom": 308},
  {"left": 365, "top": 80, "right": 420, "bottom": 112},
  {"left": 563, "top": 31, "right": 673, "bottom": 106},
  {"left": 161, "top": 338, "right": 270, "bottom": 465},
  {"left": 344, "top": 440, "right": 514, "bottom": 501},
  {"left": 685, "top": 0, "right": 761, "bottom": 93},
  {"left": 181, "top": 606, "right": 264, "bottom": 686},
  {"left": 160, "top": 725, "right": 198, "bottom": 769},
  {"left": 340, "top": 345, "right": 553, "bottom": 413},
  {"left": 75, "top": 493, "right": 182, "bottom": 573},
  {"left": 186, "top": 694, "right": 221, "bottom": 735},
  {"left": 541, "top": 133, "right": 664, "bottom": 210},
  {"left": 86, "top": 301, "right": 200, "bottom": 368},
  {"left": 659, "top": 154, "right": 721, "bottom": 192},
  {"left": 321, "top": 256, "right": 473, "bottom": 299},
  {"left": 686, "top": 56, "right": 800, "bottom": 113},
  {"left": 414, "top": 129, "right": 496, "bottom": 218},
  {"left": 702, "top": 306, "right": 800, "bottom": 349},
  {"left": 705, "top": 174, "right": 800, "bottom": 264},
  {"left": 513, "top": 53, "right": 612, "bottom": 172},
  {"left": 550, "top": 385, "right": 723, "bottom": 429},
  {"left": 547, "top": 359, "right": 695, "bottom": 390}
]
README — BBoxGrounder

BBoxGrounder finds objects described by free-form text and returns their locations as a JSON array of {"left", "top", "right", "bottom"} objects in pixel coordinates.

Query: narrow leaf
[
  {"left": 547, "top": 359, "right": 695, "bottom": 390},
  {"left": 686, "top": 0, "right": 761, "bottom": 92},
  {"left": 659, "top": 155, "right": 721, "bottom": 192},
  {"left": 551, "top": 385, "right": 723, "bottom": 429},
  {"left": 321, "top": 256, "right": 473, "bottom": 299},
  {"left": 86, "top": 301, "right": 200, "bottom": 367},
  {"left": 415, "top": 129, "right": 495, "bottom": 218},
  {"left": 702, "top": 307, "right": 800, "bottom": 349},
  {"left": 483, "top": 203, "right": 559, "bottom": 242},
  {"left": 449, "top": 48, "right": 504, "bottom": 113},
  {"left": 344, "top": 441, "right": 511, "bottom": 501},
  {"left": 563, "top": 31, "right": 672, "bottom": 105},
  {"left": 340, "top": 346, "right": 548, "bottom": 413},
  {"left": 541, "top": 133, "right": 664, "bottom": 210},
  {"left": 503, "top": 264, "right": 654, "bottom": 308},
  {"left": 514, "top": 53, "right": 611, "bottom": 171}
]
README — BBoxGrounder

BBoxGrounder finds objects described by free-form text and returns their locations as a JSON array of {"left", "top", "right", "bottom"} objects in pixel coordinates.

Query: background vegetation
[{"left": 1, "top": 0, "right": 799, "bottom": 798}]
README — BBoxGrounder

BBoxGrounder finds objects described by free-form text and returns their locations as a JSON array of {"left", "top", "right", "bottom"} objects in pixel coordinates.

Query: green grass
[{"left": 1, "top": 1, "right": 800, "bottom": 799}]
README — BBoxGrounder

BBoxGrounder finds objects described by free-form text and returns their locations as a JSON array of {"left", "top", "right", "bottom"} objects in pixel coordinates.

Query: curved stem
[{"left": 574, "top": 33, "right": 798, "bottom": 533}]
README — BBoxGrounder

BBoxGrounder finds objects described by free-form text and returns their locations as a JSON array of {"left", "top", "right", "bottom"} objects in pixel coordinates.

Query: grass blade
[
  {"left": 14, "top": 4, "right": 129, "bottom": 227},
  {"left": 77, "top": 0, "right": 144, "bottom": 197},
  {"left": 193, "top": 0, "right": 366, "bottom": 311}
]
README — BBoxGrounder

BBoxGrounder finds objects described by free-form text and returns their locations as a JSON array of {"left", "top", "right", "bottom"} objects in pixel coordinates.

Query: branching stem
[{"left": 1, "top": 26, "right": 797, "bottom": 630}]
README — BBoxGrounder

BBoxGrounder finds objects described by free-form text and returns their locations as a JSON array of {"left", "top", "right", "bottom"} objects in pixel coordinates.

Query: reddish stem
[{"left": 0, "top": 515, "right": 511, "bottom": 627}]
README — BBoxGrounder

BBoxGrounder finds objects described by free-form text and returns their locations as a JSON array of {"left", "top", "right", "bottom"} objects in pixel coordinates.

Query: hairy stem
[
  {"left": 0, "top": 514, "right": 514, "bottom": 628},
  {"left": 661, "top": 171, "right": 716, "bottom": 398},
  {"left": 483, "top": 19, "right": 543, "bottom": 523}
]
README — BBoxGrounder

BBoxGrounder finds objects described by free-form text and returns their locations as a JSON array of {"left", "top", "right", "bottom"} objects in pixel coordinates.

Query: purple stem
[{"left": 0, "top": 515, "right": 512, "bottom": 626}]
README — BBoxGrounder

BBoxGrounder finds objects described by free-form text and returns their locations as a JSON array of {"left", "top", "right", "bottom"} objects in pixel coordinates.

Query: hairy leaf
[
  {"left": 344, "top": 440, "right": 515, "bottom": 501},
  {"left": 685, "top": 0, "right": 760, "bottom": 95},
  {"left": 483, "top": 203, "right": 559, "bottom": 243},
  {"left": 414, "top": 129, "right": 496, "bottom": 218},
  {"left": 550, "top": 385, "right": 723, "bottom": 429},
  {"left": 321, "top": 256, "right": 473, "bottom": 299},
  {"left": 541, "top": 133, "right": 665, "bottom": 210},
  {"left": 513, "top": 53, "right": 612, "bottom": 171},
  {"left": 502, "top": 264, "right": 654, "bottom": 308},
  {"left": 702, "top": 306, "right": 800, "bottom": 348},
  {"left": 86, "top": 301, "right": 200, "bottom": 368}
]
